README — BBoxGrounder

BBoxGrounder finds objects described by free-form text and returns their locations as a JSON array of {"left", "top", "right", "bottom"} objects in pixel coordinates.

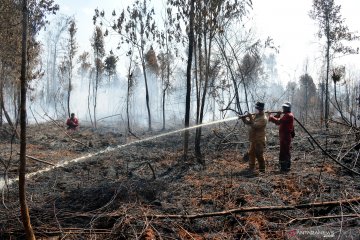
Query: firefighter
[
  {"left": 241, "top": 102, "right": 268, "bottom": 173},
  {"left": 66, "top": 113, "right": 79, "bottom": 130},
  {"left": 269, "top": 102, "right": 294, "bottom": 172}
]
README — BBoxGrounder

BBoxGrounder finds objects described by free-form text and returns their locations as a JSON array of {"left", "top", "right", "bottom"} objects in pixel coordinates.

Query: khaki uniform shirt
[{"left": 243, "top": 112, "right": 268, "bottom": 142}]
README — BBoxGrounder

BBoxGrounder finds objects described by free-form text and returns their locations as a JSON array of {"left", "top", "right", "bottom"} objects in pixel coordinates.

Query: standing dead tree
[
  {"left": 19, "top": 0, "right": 35, "bottom": 238},
  {"left": 310, "top": 0, "right": 359, "bottom": 128},
  {"left": 90, "top": 26, "right": 105, "bottom": 128},
  {"left": 93, "top": 0, "right": 158, "bottom": 131}
]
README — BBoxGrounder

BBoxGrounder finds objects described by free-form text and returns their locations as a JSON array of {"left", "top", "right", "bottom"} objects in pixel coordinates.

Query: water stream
[{"left": 0, "top": 116, "right": 238, "bottom": 189}]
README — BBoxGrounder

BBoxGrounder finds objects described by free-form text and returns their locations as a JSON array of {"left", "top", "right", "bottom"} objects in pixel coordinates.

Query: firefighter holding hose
[
  {"left": 241, "top": 102, "right": 268, "bottom": 174},
  {"left": 268, "top": 102, "right": 295, "bottom": 173}
]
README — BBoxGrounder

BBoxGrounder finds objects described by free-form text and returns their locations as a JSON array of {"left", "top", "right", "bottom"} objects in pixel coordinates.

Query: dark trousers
[{"left": 279, "top": 138, "right": 291, "bottom": 171}]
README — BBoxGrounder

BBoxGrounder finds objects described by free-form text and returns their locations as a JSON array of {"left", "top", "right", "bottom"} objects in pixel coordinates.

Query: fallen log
[{"left": 67, "top": 197, "right": 360, "bottom": 220}]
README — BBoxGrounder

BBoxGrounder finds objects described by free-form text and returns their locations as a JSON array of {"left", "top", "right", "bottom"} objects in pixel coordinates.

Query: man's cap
[{"left": 255, "top": 102, "right": 265, "bottom": 110}]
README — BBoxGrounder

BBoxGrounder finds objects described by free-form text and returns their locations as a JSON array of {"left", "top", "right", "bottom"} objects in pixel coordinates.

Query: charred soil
[{"left": 0, "top": 120, "right": 359, "bottom": 239}]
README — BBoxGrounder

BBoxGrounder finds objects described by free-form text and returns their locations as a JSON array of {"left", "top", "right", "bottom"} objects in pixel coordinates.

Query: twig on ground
[
  {"left": 53, "top": 201, "right": 64, "bottom": 239},
  {"left": 16, "top": 152, "right": 55, "bottom": 166},
  {"left": 286, "top": 214, "right": 360, "bottom": 225}
]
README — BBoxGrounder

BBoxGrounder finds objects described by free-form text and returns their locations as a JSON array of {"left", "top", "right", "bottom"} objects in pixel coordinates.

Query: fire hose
[{"left": 237, "top": 110, "right": 360, "bottom": 176}]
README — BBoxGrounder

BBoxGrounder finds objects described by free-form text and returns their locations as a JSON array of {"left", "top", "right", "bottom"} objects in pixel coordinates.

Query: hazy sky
[
  {"left": 53, "top": 0, "right": 360, "bottom": 84},
  {"left": 251, "top": 0, "right": 360, "bottom": 82}
]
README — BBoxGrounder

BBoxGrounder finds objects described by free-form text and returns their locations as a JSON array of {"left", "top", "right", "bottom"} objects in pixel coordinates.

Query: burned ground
[{"left": 0, "top": 120, "right": 360, "bottom": 239}]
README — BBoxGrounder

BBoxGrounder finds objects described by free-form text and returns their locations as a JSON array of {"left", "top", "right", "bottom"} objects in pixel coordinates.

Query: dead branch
[
  {"left": 128, "top": 129, "right": 141, "bottom": 140},
  {"left": 132, "top": 161, "right": 156, "bottom": 179},
  {"left": 329, "top": 118, "right": 355, "bottom": 129},
  {"left": 286, "top": 214, "right": 360, "bottom": 225},
  {"left": 294, "top": 117, "right": 360, "bottom": 176},
  {"left": 146, "top": 162, "right": 156, "bottom": 180},
  {"left": 68, "top": 197, "right": 360, "bottom": 220},
  {"left": 7, "top": 227, "right": 112, "bottom": 236},
  {"left": 146, "top": 196, "right": 360, "bottom": 219},
  {"left": 97, "top": 114, "right": 122, "bottom": 122},
  {"left": 307, "top": 137, "right": 315, "bottom": 150},
  {"left": 0, "top": 103, "right": 20, "bottom": 139},
  {"left": 16, "top": 153, "right": 55, "bottom": 166},
  {"left": 337, "top": 140, "right": 360, "bottom": 163}
]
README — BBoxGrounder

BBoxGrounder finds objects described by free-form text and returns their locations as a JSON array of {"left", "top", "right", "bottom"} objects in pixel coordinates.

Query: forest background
[{"left": 1, "top": 0, "right": 360, "bottom": 132}]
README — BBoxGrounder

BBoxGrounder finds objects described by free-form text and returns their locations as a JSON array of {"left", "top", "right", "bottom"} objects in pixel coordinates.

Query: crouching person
[{"left": 66, "top": 113, "right": 79, "bottom": 131}]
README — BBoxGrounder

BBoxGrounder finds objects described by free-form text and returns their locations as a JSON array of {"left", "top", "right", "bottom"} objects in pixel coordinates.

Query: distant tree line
[{"left": 1, "top": 0, "right": 359, "bottom": 156}]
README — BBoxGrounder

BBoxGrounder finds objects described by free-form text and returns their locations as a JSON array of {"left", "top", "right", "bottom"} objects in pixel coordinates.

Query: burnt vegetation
[
  {"left": 1, "top": 118, "right": 360, "bottom": 239},
  {"left": 1, "top": 0, "right": 360, "bottom": 239}
]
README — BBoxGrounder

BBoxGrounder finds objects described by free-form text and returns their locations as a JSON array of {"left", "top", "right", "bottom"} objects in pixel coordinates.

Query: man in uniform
[{"left": 241, "top": 102, "right": 268, "bottom": 173}]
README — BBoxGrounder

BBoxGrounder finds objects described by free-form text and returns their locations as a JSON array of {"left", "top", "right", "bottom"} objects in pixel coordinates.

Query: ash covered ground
[{"left": 0, "top": 120, "right": 359, "bottom": 239}]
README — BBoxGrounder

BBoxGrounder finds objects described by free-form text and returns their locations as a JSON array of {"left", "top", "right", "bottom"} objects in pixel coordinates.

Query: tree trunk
[
  {"left": 195, "top": 33, "right": 212, "bottom": 164},
  {"left": 305, "top": 81, "right": 308, "bottom": 124},
  {"left": 324, "top": 11, "right": 331, "bottom": 129},
  {"left": 183, "top": 0, "right": 196, "bottom": 159},
  {"left": 1, "top": 98, "right": 19, "bottom": 138},
  {"left": 93, "top": 68, "right": 99, "bottom": 128},
  {"left": 67, "top": 70, "right": 71, "bottom": 118},
  {"left": 126, "top": 73, "right": 131, "bottom": 135},
  {"left": 50, "top": 44, "right": 57, "bottom": 103},
  {"left": 87, "top": 71, "right": 93, "bottom": 126},
  {"left": 0, "top": 64, "right": 3, "bottom": 126},
  {"left": 127, "top": 84, "right": 131, "bottom": 133},
  {"left": 319, "top": 82, "right": 324, "bottom": 127},
  {"left": 325, "top": 41, "right": 330, "bottom": 128},
  {"left": 0, "top": 66, "right": 18, "bottom": 135},
  {"left": 194, "top": 32, "right": 201, "bottom": 160},
  {"left": 67, "top": 46, "right": 74, "bottom": 118},
  {"left": 334, "top": 82, "right": 350, "bottom": 125},
  {"left": 241, "top": 76, "right": 250, "bottom": 112},
  {"left": 162, "top": 88, "right": 166, "bottom": 130},
  {"left": 19, "top": 0, "right": 35, "bottom": 238},
  {"left": 162, "top": 39, "right": 171, "bottom": 131},
  {"left": 140, "top": 48, "right": 152, "bottom": 131}
]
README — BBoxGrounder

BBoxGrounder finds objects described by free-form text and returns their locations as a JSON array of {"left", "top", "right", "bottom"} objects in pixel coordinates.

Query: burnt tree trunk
[
  {"left": 183, "top": 0, "right": 196, "bottom": 159},
  {"left": 19, "top": 0, "right": 35, "bottom": 239}
]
